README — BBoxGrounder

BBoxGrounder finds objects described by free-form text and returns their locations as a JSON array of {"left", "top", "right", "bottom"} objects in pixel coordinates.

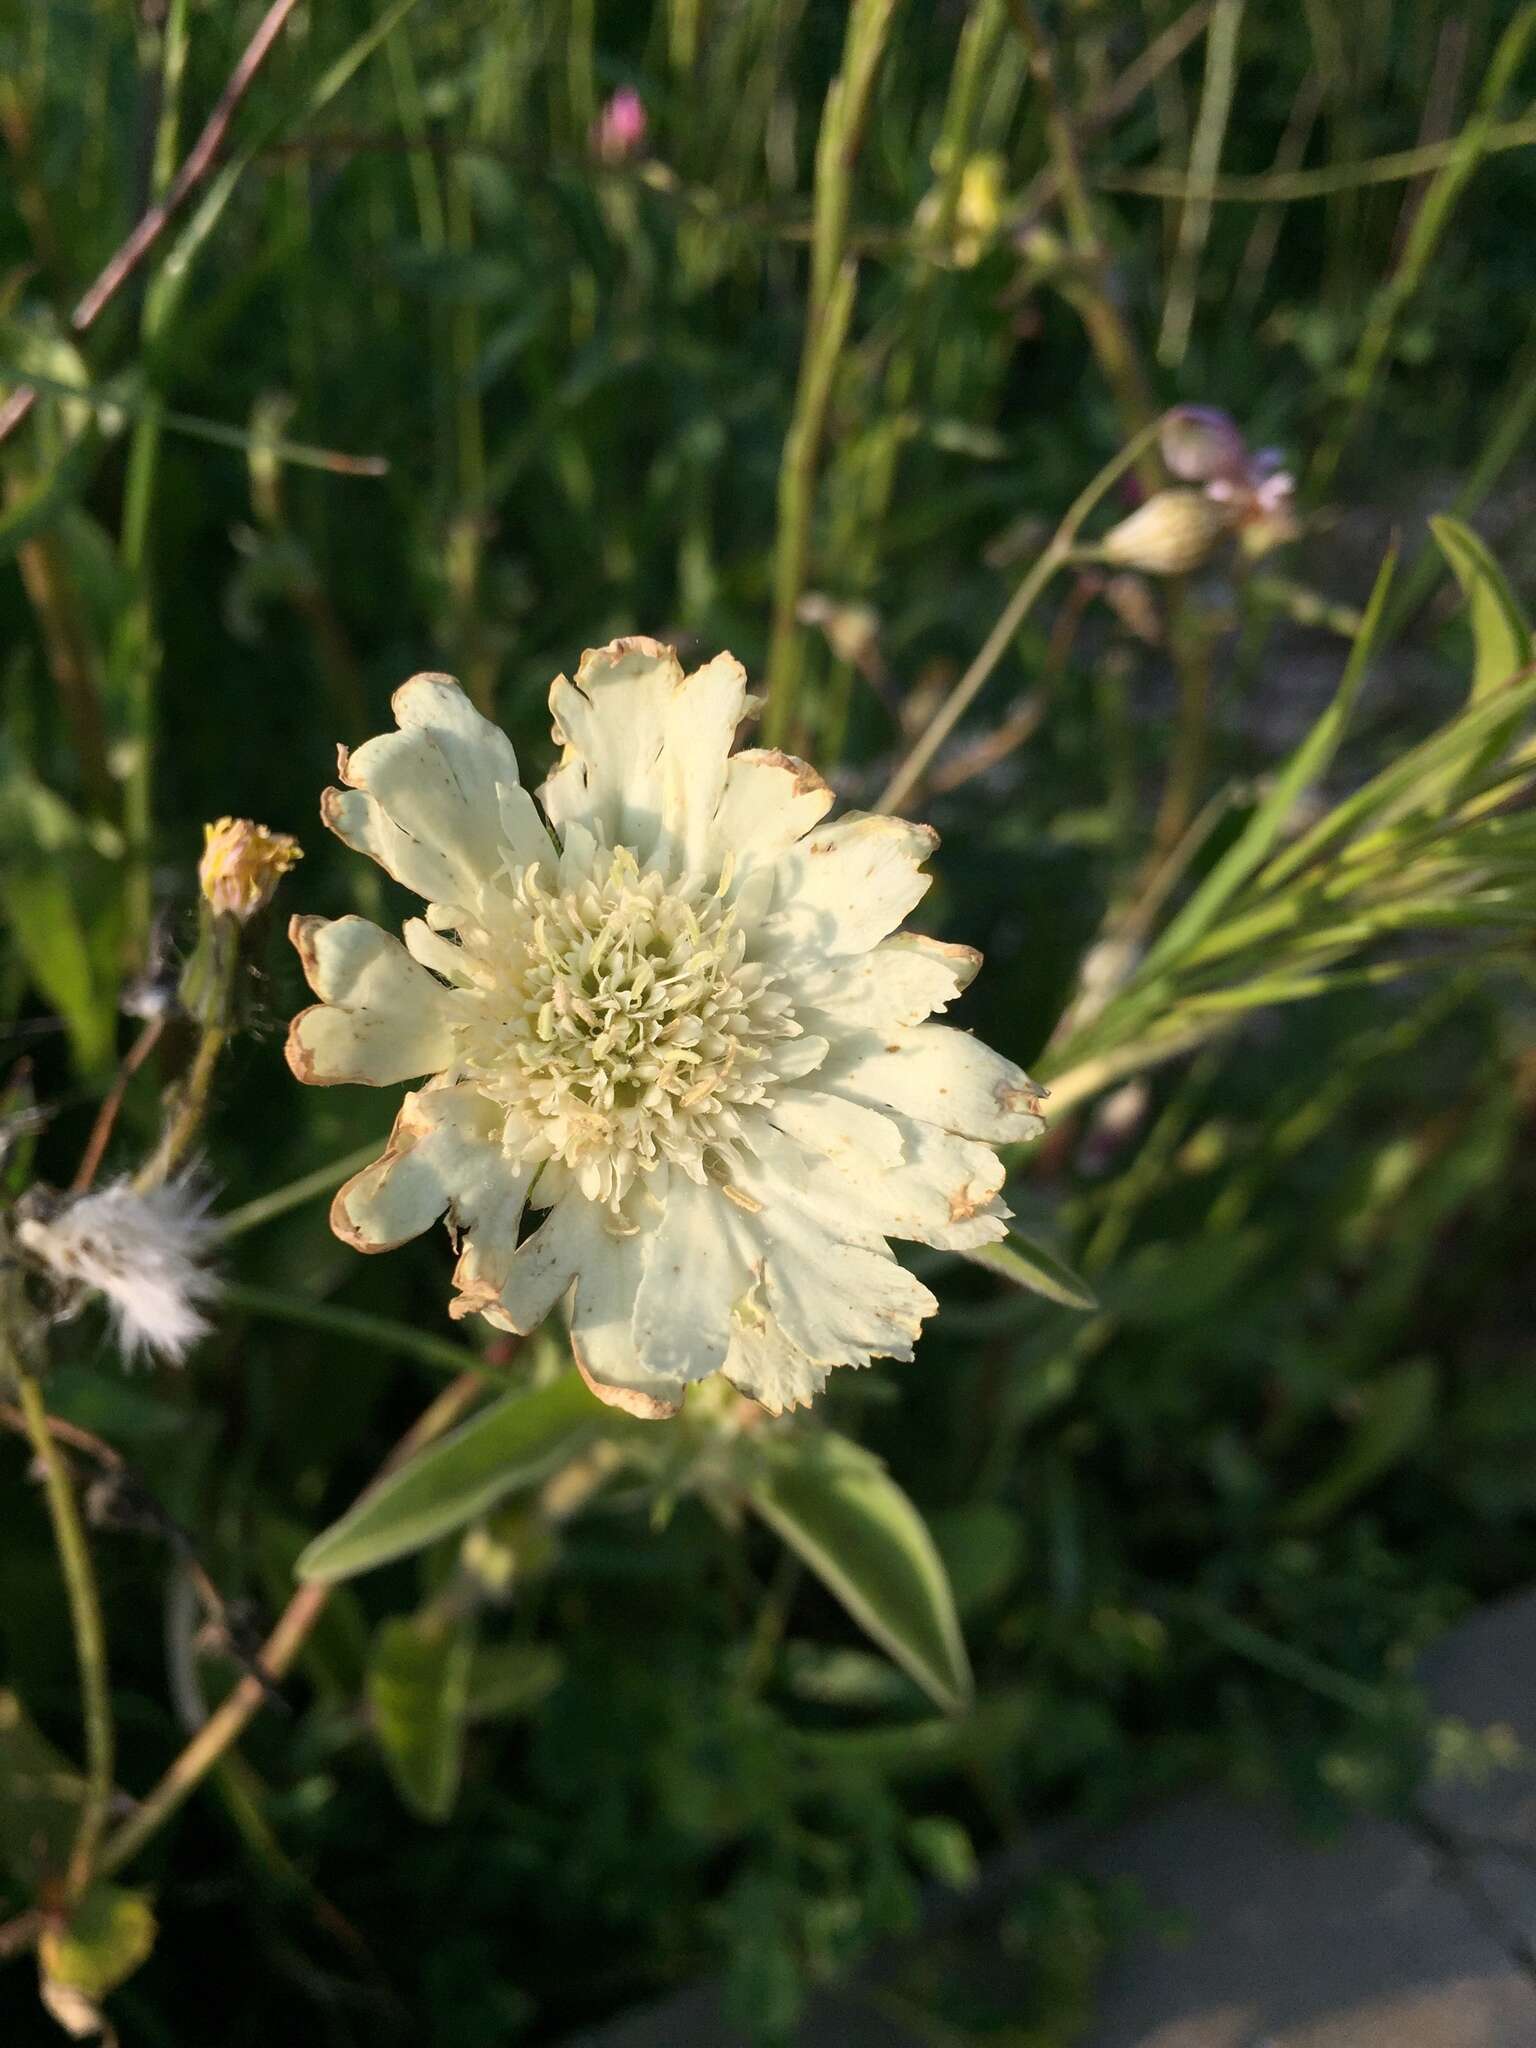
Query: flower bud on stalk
[
  {"left": 180, "top": 819, "right": 301, "bottom": 1031},
  {"left": 1098, "top": 489, "right": 1231, "bottom": 577}
]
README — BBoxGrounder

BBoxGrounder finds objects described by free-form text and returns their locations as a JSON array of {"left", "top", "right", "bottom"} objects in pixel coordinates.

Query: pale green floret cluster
[{"left": 451, "top": 848, "right": 804, "bottom": 1213}]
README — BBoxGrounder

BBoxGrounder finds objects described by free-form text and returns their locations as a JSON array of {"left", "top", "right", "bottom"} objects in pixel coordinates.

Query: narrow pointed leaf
[
  {"left": 748, "top": 1432, "right": 973, "bottom": 1715},
  {"left": 297, "top": 1373, "right": 597, "bottom": 1582},
  {"left": 1141, "top": 548, "right": 1396, "bottom": 974},
  {"left": 0, "top": 1690, "right": 84, "bottom": 1887},
  {"left": 368, "top": 1612, "right": 474, "bottom": 1822},
  {"left": 1431, "top": 523, "right": 1533, "bottom": 702},
  {"left": 961, "top": 1230, "right": 1098, "bottom": 1311},
  {"left": 1283, "top": 1359, "right": 1437, "bottom": 1530}
]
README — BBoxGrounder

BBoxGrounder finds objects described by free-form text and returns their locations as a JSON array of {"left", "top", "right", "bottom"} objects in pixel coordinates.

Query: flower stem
[
  {"left": 97, "top": 1370, "right": 483, "bottom": 1879},
  {"left": 14, "top": 1369, "right": 114, "bottom": 1899},
  {"left": 762, "top": 0, "right": 900, "bottom": 748},
  {"left": 135, "top": 1023, "right": 226, "bottom": 1191},
  {"left": 876, "top": 416, "right": 1167, "bottom": 814},
  {"left": 213, "top": 1141, "right": 386, "bottom": 1243}
]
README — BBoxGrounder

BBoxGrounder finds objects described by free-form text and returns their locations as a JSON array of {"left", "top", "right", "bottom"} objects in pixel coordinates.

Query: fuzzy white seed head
[{"left": 18, "top": 1177, "right": 220, "bottom": 1365}]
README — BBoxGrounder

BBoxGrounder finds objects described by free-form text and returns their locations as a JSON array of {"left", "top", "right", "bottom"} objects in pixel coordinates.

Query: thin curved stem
[
  {"left": 213, "top": 1141, "right": 386, "bottom": 1242},
  {"left": 876, "top": 416, "right": 1167, "bottom": 815},
  {"left": 134, "top": 1023, "right": 226, "bottom": 1191},
  {"left": 15, "top": 1371, "right": 114, "bottom": 1899},
  {"left": 98, "top": 1369, "right": 483, "bottom": 1879}
]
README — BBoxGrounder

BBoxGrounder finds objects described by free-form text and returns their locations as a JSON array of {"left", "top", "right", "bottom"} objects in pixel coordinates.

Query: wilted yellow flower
[
  {"left": 199, "top": 817, "right": 302, "bottom": 922},
  {"left": 916, "top": 151, "right": 1010, "bottom": 267},
  {"left": 1098, "top": 490, "right": 1230, "bottom": 577},
  {"left": 285, "top": 644, "right": 1044, "bottom": 1418}
]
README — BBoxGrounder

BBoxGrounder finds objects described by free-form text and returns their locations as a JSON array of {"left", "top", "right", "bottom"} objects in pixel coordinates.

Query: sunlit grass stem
[
  {"left": 762, "top": 0, "right": 900, "bottom": 747},
  {"left": 7, "top": 1342, "right": 114, "bottom": 1901}
]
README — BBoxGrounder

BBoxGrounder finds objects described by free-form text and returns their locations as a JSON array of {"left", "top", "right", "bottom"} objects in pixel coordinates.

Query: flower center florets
[{"left": 453, "top": 847, "right": 799, "bottom": 1210}]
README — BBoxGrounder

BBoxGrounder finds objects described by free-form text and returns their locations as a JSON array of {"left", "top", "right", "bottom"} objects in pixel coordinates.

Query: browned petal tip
[
  {"left": 284, "top": 1009, "right": 320, "bottom": 1084},
  {"left": 572, "top": 1342, "right": 681, "bottom": 1421}
]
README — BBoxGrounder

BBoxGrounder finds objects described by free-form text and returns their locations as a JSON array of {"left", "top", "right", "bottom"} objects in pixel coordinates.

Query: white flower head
[
  {"left": 18, "top": 1176, "right": 220, "bottom": 1364},
  {"left": 286, "top": 642, "right": 1044, "bottom": 1418}
]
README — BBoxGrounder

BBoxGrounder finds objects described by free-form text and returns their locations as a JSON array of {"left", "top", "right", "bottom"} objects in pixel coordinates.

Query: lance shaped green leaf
[
  {"left": 1284, "top": 1359, "right": 1438, "bottom": 1530},
  {"left": 961, "top": 1229, "right": 1098, "bottom": 1312},
  {"left": 297, "top": 1372, "right": 598, "bottom": 1583},
  {"left": 368, "top": 1612, "right": 475, "bottom": 1822},
  {"left": 748, "top": 1431, "right": 973, "bottom": 1716},
  {"left": 0, "top": 1689, "right": 84, "bottom": 1888},
  {"left": 1431, "top": 516, "right": 1532, "bottom": 702}
]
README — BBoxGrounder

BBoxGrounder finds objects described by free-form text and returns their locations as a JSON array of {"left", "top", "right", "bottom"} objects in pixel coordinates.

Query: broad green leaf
[
  {"left": 961, "top": 1230, "right": 1098, "bottom": 1312},
  {"left": 297, "top": 1373, "right": 598, "bottom": 1582},
  {"left": 1431, "top": 516, "right": 1532, "bottom": 701},
  {"left": 1284, "top": 1360, "right": 1438, "bottom": 1530},
  {"left": 39, "top": 1883, "right": 156, "bottom": 2001},
  {"left": 748, "top": 1432, "right": 973, "bottom": 1716},
  {"left": 0, "top": 1689, "right": 83, "bottom": 1887},
  {"left": 368, "top": 1612, "right": 474, "bottom": 1822}
]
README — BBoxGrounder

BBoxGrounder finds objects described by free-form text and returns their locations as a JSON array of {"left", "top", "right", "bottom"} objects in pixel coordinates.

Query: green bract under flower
[{"left": 286, "top": 639, "right": 1043, "bottom": 1418}]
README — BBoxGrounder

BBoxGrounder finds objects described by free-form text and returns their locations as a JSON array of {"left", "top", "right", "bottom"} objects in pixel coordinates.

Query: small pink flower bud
[{"left": 592, "top": 86, "right": 647, "bottom": 165}]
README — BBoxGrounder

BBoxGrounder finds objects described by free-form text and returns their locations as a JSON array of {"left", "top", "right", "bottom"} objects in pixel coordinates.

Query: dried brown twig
[{"left": 0, "top": 0, "right": 303, "bottom": 445}]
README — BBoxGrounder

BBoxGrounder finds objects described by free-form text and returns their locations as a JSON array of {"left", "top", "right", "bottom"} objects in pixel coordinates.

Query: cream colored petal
[
  {"left": 332, "top": 1084, "right": 528, "bottom": 1258},
  {"left": 757, "top": 814, "right": 936, "bottom": 965},
  {"left": 568, "top": 1230, "right": 684, "bottom": 1420},
  {"left": 402, "top": 918, "right": 480, "bottom": 986},
  {"left": 286, "top": 915, "right": 458, "bottom": 1086},
  {"left": 818, "top": 1023, "right": 1045, "bottom": 1144},
  {"left": 877, "top": 1112, "right": 1009, "bottom": 1250},
  {"left": 321, "top": 786, "right": 463, "bottom": 907},
  {"left": 662, "top": 651, "right": 749, "bottom": 872},
  {"left": 722, "top": 1312, "right": 830, "bottom": 1415},
  {"left": 780, "top": 1096, "right": 1008, "bottom": 1251},
  {"left": 797, "top": 932, "right": 982, "bottom": 1028},
  {"left": 734, "top": 1143, "right": 938, "bottom": 1368},
  {"left": 541, "top": 638, "right": 748, "bottom": 877},
  {"left": 773, "top": 1033, "right": 830, "bottom": 1082},
  {"left": 338, "top": 673, "right": 551, "bottom": 900},
  {"left": 710, "top": 748, "right": 834, "bottom": 873},
  {"left": 541, "top": 638, "right": 682, "bottom": 853},
  {"left": 763, "top": 1222, "right": 935, "bottom": 1369},
  {"left": 630, "top": 1175, "right": 750, "bottom": 1385},
  {"left": 768, "top": 1090, "right": 903, "bottom": 1172},
  {"left": 496, "top": 780, "right": 557, "bottom": 872},
  {"left": 558, "top": 817, "right": 601, "bottom": 890},
  {"left": 476, "top": 1190, "right": 601, "bottom": 1335}
]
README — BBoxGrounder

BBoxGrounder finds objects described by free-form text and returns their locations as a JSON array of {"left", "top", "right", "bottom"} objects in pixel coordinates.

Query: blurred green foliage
[{"left": 3, "top": 2, "right": 1536, "bottom": 2044}]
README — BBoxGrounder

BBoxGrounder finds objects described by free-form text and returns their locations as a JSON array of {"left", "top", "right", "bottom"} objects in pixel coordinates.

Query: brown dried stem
[{"left": 0, "top": 0, "right": 303, "bottom": 445}]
